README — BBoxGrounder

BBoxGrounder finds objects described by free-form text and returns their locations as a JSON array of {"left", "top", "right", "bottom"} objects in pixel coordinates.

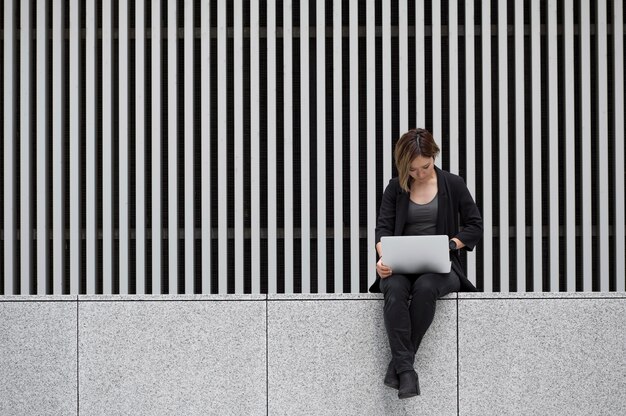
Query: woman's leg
[
  {"left": 379, "top": 274, "right": 416, "bottom": 374},
  {"left": 409, "top": 271, "right": 460, "bottom": 353}
]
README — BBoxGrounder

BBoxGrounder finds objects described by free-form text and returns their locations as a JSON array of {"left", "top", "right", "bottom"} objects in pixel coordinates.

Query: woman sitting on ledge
[{"left": 369, "top": 128, "right": 483, "bottom": 399}]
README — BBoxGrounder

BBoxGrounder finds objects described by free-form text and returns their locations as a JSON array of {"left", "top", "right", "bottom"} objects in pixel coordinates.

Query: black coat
[{"left": 369, "top": 167, "right": 483, "bottom": 293}]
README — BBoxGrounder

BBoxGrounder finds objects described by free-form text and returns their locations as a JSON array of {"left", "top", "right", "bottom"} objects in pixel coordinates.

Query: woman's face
[{"left": 408, "top": 155, "right": 435, "bottom": 183}]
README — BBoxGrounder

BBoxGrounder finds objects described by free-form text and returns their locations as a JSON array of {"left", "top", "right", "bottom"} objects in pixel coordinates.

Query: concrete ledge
[{"left": 0, "top": 293, "right": 624, "bottom": 415}]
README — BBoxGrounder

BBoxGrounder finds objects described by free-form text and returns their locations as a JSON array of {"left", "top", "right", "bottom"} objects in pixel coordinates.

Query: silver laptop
[{"left": 380, "top": 235, "right": 451, "bottom": 274}]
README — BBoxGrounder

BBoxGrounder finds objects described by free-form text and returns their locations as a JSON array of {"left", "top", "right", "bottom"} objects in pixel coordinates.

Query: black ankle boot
[
  {"left": 397, "top": 370, "right": 420, "bottom": 399},
  {"left": 383, "top": 361, "right": 399, "bottom": 389}
]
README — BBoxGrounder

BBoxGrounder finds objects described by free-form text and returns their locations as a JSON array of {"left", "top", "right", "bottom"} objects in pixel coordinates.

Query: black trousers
[{"left": 379, "top": 270, "right": 460, "bottom": 374}]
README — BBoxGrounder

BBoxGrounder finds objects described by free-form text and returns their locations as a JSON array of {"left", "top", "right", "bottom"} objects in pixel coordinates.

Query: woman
[{"left": 369, "top": 128, "right": 482, "bottom": 399}]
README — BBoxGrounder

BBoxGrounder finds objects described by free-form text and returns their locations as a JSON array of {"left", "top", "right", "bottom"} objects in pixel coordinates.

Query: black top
[
  {"left": 369, "top": 167, "right": 483, "bottom": 293},
  {"left": 403, "top": 196, "right": 438, "bottom": 236}
]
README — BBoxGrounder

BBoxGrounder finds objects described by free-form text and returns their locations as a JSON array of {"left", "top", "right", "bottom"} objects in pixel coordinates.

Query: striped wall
[{"left": 1, "top": 0, "right": 625, "bottom": 295}]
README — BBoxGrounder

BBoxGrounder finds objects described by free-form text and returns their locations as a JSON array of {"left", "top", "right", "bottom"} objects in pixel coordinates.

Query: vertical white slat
[
  {"left": 415, "top": 0, "right": 425, "bottom": 127},
  {"left": 531, "top": 0, "right": 543, "bottom": 291},
  {"left": 580, "top": 0, "right": 592, "bottom": 291},
  {"left": 498, "top": 0, "right": 509, "bottom": 292},
  {"left": 86, "top": 0, "right": 96, "bottom": 294},
  {"left": 366, "top": 0, "right": 376, "bottom": 287},
  {"left": 332, "top": 0, "right": 342, "bottom": 292},
  {"left": 152, "top": 0, "right": 162, "bottom": 294},
  {"left": 250, "top": 0, "right": 260, "bottom": 293},
  {"left": 615, "top": 0, "right": 625, "bottom": 292},
  {"left": 349, "top": 0, "right": 359, "bottom": 292},
  {"left": 136, "top": 0, "right": 146, "bottom": 295},
  {"left": 515, "top": 0, "right": 526, "bottom": 292},
  {"left": 234, "top": 0, "right": 244, "bottom": 292},
  {"left": 284, "top": 0, "right": 294, "bottom": 293},
  {"left": 52, "top": 0, "right": 64, "bottom": 294},
  {"left": 432, "top": 0, "right": 442, "bottom": 151},
  {"left": 102, "top": 0, "right": 113, "bottom": 294},
  {"left": 168, "top": 0, "right": 178, "bottom": 294},
  {"left": 201, "top": 0, "right": 211, "bottom": 293},
  {"left": 564, "top": 0, "right": 575, "bottom": 291},
  {"left": 70, "top": 0, "right": 80, "bottom": 295},
  {"left": 414, "top": 1, "right": 426, "bottom": 128},
  {"left": 465, "top": 0, "right": 477, "bottom": 286},
  {"left": 184, "top": 0, "right": 194, "bottom": 294},
  {"left": 316, "top": 0, "right": 326, "bottom": 293},
  {"left": 548, "top": 0, "right": 559, "bottom": 291},
  {"left": 398, "top": 0, "right": 408, "bottom": 131},
  {"left": 449, "top": 0, "right": 459, "bottom": 174},
  {"left": 119, "top": 0, "right": 129, "bottom": 294},
  {"left": 36, "top": 0, "right": 48, "bottom": 294},
  {"left": 4, "top": 0, "right": 15, "bottom": 295},
  {"left": 20, "top": 0, "right": 32, "bottom": 294},
  {"left": 597, "top": 0, "right": 609, "bottom": 292},
  {"left": 481, "top": 0, "right": 493, "bottom": 292},
  {"left": 382, "top": 0, "right": 391, "bottom": 185},
  {"left": 299, "top": 0, "right": 310, "bottom": 293},
  {"left": 218, "top": 0, "right": 228, "bottom": 293}
]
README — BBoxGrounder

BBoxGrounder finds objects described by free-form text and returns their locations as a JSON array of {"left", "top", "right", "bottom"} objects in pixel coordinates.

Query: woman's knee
[
  {"left": 381, "top": 274, "right": 411, "bottom": 301},
  {"left": 411, "top": 274, "right": 440, "bottom": 298}
]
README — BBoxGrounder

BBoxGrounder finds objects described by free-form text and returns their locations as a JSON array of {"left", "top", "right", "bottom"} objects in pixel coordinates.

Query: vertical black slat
[
  {"left": 209, "top": 5, "right": 219, "bottom": 292},
  {"left": 128, "top": 0, "right": 136, "bottom": 294},
  {"left": 407, "top": 1, "right": 416, "bottom": 131},
  {"left": 145, "top": 0, "right": 152, "bottom": 294},
  {"left": 29, "top": 0, "right": 38, "bottom": 295},
  {"left": 80, "top": 0, "right": 87, "bottom": 294},
  {"left": 160, "top": 0, "right": 168, "bottom": 294},
  {"left": 573, "top": 0, "right": 583, "bottom": 291},
  {"left": 291, "top": 20, "right": 300, "bottom": 294},
  {"left": 508, "top": 0, "right": 518, "bottom": 292},
  {"left": 390, "top": 0, "right": 399, "bottom": 145},
  {"left": 193, "top": 31, "right": 201, "bottom": 294},
  {"left": 458, "top": 0, "right": 467, "bottom": 182},
  {"left": 491, "top": 3, "right": 500, "bottom": 292},
  {"left": 607, "top": 0, "right": 616, "bottom": 291},
  {"left": 474, "top": 5, "right": 484, "bottom": 291},
  {"left": 177, "top": 0, "right": 184, "bottom": 294},
  {"left": 96, "top": 0, "right": 103, "bottom": 294},
  {"left": 226, "top": 0, "right": 235, "bottom": 294},
  {"left": 308, "top": 28, "right": 317, "bottom": 294},
  {"left": 15, "top": 0, "right": 22, "bottom": 294},
  {"left": 341, "top": 34, "right": 350, "bottom": 293},
  {"left": 112, "top": 0, "right": 120, "bottom": 294},
  {"left": 518, "top": 0, "right": 533, "bottom": 292},
  {"left": 557, "top": 0, "right": 567, "bottom": 291},
  {"left": 358, "top": 32, "right": 367, "bottom": 292},
  {"left": 590, "top": 0, "right": 600, "bottom": 291},
  {"left": 324, "top": 33, "right": 333, "bottom": 292},
  {"left": 441, "top": 0, "right": 450, "bottom": 172}
]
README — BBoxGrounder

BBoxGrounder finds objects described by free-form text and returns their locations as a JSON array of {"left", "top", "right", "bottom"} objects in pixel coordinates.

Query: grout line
[
  {"left": 265, "top": 295, "right": 270, "bottom": 416},
  {"left": 456, "top": 297, "right": 460, "bottom": 416},
  {"left": 77, "top": 298, "right": 80, "bottom": 416}
]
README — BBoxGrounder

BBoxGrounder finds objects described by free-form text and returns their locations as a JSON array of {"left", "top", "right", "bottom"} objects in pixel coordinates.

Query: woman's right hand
[{"left": 376, "top": 257, "right": 393, "bottom": 279}]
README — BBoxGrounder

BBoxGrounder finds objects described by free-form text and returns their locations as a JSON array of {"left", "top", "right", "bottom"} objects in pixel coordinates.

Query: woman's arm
[{"left": 375, "top": 179, "right": 399, "bottom": 246}]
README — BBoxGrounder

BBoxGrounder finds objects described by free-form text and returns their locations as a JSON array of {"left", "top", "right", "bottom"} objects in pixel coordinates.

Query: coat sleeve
[
  {"left": 375, "top": 179, "right": 398, "bottom": 247},
  {"left": 454, "top": 177, "right": 483, "bottom": 251}
]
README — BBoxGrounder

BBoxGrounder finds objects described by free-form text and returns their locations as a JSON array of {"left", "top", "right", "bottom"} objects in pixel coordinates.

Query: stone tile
[
  {"left": 458, "top": 298, "right": 626, "bottom": 415},
  {"left": 458, "top": 292, "right": 626, "bottom": 299},
  {"left": 78, "top": 294, "right": 266, "bottom": 302},
  {"left": 0, "top": 301, "right": 77, "bottom": 416},
  {"left": 79, "top": 300, "right": 266, "bottom": 416},
  {"left": 268, "top": 293, "right": 456, "bottom": 301},
  {"left": 268, "top": 298, "right": 457, "bottom": 415}
]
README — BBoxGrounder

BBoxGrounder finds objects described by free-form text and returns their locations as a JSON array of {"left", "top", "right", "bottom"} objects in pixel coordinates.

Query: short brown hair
[{"left": 394, "top": 128, "right": 440, "bottom": 192}]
